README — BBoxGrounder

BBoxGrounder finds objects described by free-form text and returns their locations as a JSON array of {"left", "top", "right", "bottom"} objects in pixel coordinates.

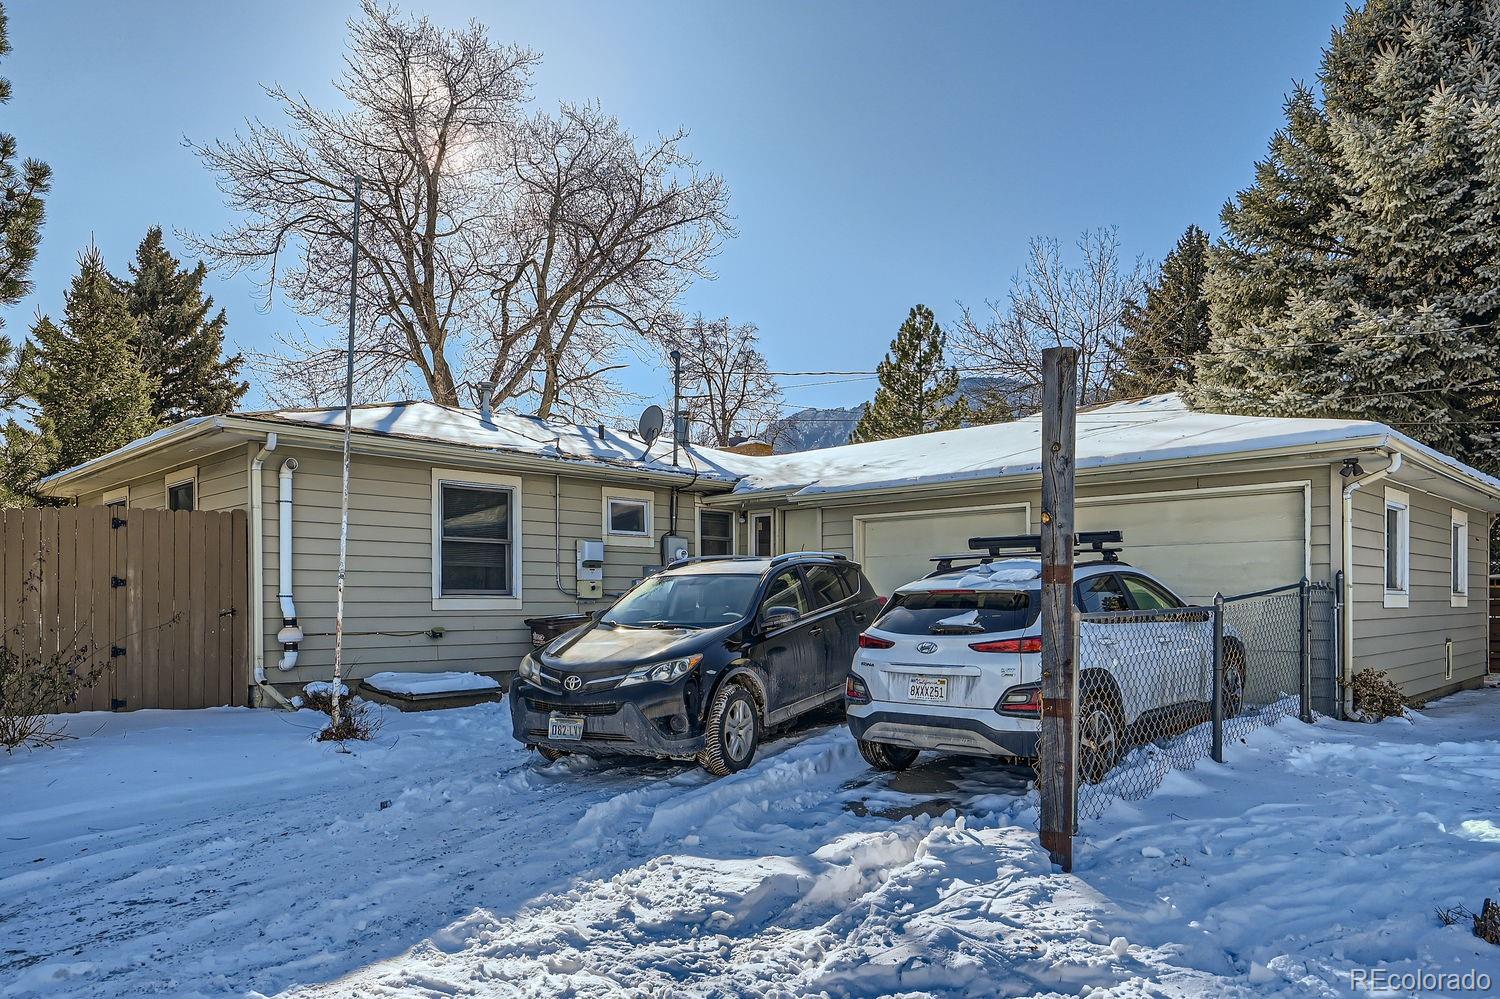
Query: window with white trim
[
  {"left": 1451, "top": 508, "right": 1469, "bottom": 606},
  {"left": 165, "top": 466, "right": 197, "bottom": 511},
  {"left": 431, "top": 469, "right": 523, "bottom": 608},
  {"left": 1383, "top": 487, "right": 1410, "bottom": 608},
  {"left": 102, "top": 486, "right": 129, "bottom": 509},
  {"left": 601, "top": 486, "right": 653, "bottom": 548}
]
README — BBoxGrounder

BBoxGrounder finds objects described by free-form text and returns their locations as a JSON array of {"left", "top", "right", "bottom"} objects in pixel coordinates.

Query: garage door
[
  {"left": 855, "top": 506, "right": 1029, "bottom": 596},
  {"left": 1078, "top": 487, "right": 1307, "bottom": 604}
]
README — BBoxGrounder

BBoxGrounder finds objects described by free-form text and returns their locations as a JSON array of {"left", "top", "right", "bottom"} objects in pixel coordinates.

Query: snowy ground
[{"left": 2, "top": 690, "right": 1498, "bottom": 998}]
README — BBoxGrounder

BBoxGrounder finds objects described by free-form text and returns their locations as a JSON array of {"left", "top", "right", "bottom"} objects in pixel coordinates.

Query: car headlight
[
  {"left": 518, "top": 654, "right": 541, "bottom": 683},
  {"left": 617, "top": 654, "right": 702, "bottom": 687}
]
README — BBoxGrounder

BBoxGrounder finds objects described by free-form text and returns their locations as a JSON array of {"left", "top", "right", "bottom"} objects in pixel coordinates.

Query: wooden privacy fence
[{"left": 2, "top": 507, "right": 249, "bottom": 712}]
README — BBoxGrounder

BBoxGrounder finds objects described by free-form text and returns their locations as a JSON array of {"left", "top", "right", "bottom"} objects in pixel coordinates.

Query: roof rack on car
[
  {"left": 928, "top": 530, "right": 1125, "bottom": 574},
  {"left": 664, "top": 555, "right": 764, "bottom": 569},
  {"left": 769, "top": 550, "right": 848, "bottom": 565}
]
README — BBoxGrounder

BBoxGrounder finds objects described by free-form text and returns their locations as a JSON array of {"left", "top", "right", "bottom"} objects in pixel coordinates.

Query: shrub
[
  {"left": 315, "top": 696, "right": 379, "bottom": 743},
  {"left": 1351, "top": 668, "right": 1406, "bottom": 721},
  {"left": 297, "top": 681, "right": 350, "bottom": 715},
  {"left": 0, "top": 636, "right": 112, "bottom": 752}
]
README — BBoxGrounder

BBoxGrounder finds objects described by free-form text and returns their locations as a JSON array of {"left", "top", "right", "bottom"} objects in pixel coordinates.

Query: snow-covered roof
[
  {"left": 703, "top": 394, "right": 1500, "bottom": 499},
  {"left": 255, "top": 401, "right": 743, "bottom": 482}
]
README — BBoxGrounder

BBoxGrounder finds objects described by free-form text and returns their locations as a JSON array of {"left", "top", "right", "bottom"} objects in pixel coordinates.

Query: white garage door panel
[
  {"left": 1077, "top": 488, "right": 1305, "bottom": 604},
  {"left": 857, "top": 507, "right": 1029, "bottom": 596}
]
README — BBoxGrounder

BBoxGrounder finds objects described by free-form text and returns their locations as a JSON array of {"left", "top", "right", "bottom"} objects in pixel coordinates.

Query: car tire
[
  {"left": 697, "top": 683, "right": 760, "bottom": 777},
  {"left": 1220, "top": 638, "right": 1248, "bottom": 718},
  {"left": 857, "top": 738, "right": 919, "bottom": 771},
  {"left": 535, "top": 746, "right": 569, "bottom": 763},
  {"left": 1078, "top": 685, "right": 1126, "bottom": 785}
]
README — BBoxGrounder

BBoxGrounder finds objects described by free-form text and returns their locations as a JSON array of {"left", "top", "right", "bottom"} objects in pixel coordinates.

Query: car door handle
[
  {"left": 853, "top": 613, "right": 867, "bottom": 624},
  {"left": 809, "top": 626, "right": 824, "bottom": 637}
]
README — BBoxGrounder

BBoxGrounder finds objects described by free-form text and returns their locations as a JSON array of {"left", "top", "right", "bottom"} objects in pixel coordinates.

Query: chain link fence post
[
  {"left": 1299, "top": 577, "right": 1314, "bottom": 724},
  {"left": 1211, "top": 592, "right": 1225, "bottom": 764},
  {"left": 1332, "top": 569, "right": 1346, "bottom": 721}
]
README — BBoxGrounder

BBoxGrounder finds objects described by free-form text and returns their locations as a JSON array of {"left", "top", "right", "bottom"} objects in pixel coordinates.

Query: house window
[
  {"left": 751, "top": 512, "right": 773, "bottom": 557},
  {"left": 102, "top": 486, "right": 129, "bottom": 509},
  {"left": 699, "top": 509, "right": 734, "bottom": 557},
  {"left": 1451, "top": 509, "right": 1469, "bottom": 607},
  {"left": 601, "top": 487, "right": 654, "bottom": 548},
  {"left": 165, "top": 466, "right": 197, "bottom": 511},
  {"left": 1383, "top": 488, "right": 1410, "bottom": 609},
  {"left": 431, "top": 469, "right": 523, "bottom": 609}
]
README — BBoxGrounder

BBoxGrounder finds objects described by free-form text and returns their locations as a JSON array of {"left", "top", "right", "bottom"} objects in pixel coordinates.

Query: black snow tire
[
  {"left": 1078, "top": 686, "right": 1126, "bottom": 785},
  {"left": 857, "top": 738, "right": 919, "bottom": 771},
  {"left": 697, "top": 683, "right": 760, "bottom": 777}
]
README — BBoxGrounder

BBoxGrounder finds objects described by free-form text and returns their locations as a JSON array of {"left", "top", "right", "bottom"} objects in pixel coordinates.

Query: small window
[
  {"left": 751, "top": 513, "right": 773, "bottom": 557},
  {"left": 1120, "top": 575, "right": 1183, "bottom": 611},
  {"left": 1077, "top": 574, "right": 1128, "bottom": 613},
  {"left": 803, "top": 564, "right": 849, "bottom": 607},
  {"left": 102, "top": 487, "right": 128, "bottom": 509},
  {"left": 699, "top": 509, "right": 734, "bottom": 557},
  {"left": 1384, "top": 488, "right": 1410, "bottom": 608},
  {"left": 439, "top": 483, "right": 513, "bottom": 595},
  {"left": 1451, "top": 509, "right": 1469, "bottom": 606},
  {"left": 761, "top": 568, "right": 811, "bottom": 619},
  {"left": 602, "top": 487, "right": 653, "bottom": 548},
  {"left": 168, "top": 480, "right": 195, "bottom": 511}
]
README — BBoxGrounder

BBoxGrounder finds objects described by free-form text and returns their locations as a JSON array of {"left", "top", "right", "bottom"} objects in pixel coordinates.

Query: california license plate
[
  {"left": 547, "top": 714, "right": 585, "bottom": 741},
  {"left": 908, "top": 677, "right": 948, "bottom": 703}
]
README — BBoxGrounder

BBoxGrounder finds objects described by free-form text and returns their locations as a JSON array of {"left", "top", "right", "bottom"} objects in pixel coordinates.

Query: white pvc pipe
[
  {"left": 250, "top": 435, "right": 294, "bottom": 707},
  {"left": 276, "top": 457, "right": 303, "bottom": 671}
]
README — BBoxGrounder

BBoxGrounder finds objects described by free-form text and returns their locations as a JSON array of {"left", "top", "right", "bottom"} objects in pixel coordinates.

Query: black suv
[{"left": 508, "top": 552, "right": 883, "bottom": 776}]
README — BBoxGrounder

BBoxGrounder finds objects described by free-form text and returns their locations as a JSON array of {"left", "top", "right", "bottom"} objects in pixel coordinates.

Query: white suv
[{"left": 844, "top": 556, "right": 1244, "bottom": 782}]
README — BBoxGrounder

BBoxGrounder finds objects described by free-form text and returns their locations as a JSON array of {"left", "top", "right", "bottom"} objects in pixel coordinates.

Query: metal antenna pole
[{"left": 331, "top": 176, "right": 359, "bottom": 735}]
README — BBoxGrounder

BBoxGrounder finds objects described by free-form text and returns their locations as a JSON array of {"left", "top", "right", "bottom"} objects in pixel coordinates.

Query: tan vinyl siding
[
  {"left": 77, "top": 445, "right": 249, "bottom": 512},
  {"left": 259, "top": 447, "right": 687, "bottom": 685},
  {"left": 1349, "top": 479, "right": 1488, "bottom": 698}
]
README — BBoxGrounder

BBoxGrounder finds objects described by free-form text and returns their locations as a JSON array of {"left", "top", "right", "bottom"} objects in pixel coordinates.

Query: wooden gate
[{"left": 1, "top": 507, "right": 250, "bottom": 712}]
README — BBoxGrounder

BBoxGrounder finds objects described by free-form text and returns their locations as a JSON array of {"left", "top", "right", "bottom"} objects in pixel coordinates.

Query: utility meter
[
  {"left": 661, "top": 534, "right": 690, "bottom": 565},
  {"left": 576, "top": 539, "right": 604, "bottom": 599}
]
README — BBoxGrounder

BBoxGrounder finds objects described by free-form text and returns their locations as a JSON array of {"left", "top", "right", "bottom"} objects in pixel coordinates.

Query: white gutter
[
  {"left": 249, "top": 436, "right": 294, "bottom": 708},
  {"left": 1340, "top": 451, "right": 1402, "bottom": 716},
  {"left": 276, "top": 458, "right": 303, "bottom": 670}
]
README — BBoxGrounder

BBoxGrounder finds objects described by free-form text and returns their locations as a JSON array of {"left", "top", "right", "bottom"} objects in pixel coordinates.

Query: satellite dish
[{"left": 638, "top": 405, "right": 665, "bottom": 446}]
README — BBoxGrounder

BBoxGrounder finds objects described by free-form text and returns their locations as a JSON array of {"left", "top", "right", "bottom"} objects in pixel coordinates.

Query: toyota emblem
[
  {"left": 916, "top": 642, "right": 938, "bottom": 655},
  {"left": 563, "top": 675, "right": 583, "bottom": 691}
]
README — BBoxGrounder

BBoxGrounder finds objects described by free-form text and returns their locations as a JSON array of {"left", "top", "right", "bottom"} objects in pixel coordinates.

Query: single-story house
[{"left": 38, "top": 393, "right": 1500, "bottom": 711}]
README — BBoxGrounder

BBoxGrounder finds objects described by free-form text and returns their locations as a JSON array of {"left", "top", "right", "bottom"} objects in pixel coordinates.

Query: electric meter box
[
  {"left": 576, "top": 539, "right": 605, "bottom": 599},
  {"left": 661, "top": 534, "right": 690, "bottom": 565}
]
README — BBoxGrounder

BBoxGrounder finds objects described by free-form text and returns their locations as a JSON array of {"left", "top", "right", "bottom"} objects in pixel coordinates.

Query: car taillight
[
  {"left": 997, "top": 685, "right": 1043, "bottom": 717},
  {"left": 845, "top": 673, "right": 871, "bottom": 704},
  {"left": 969, "top": 637, "right": 1042, "bottom": 653},
  {"left": 858, "top": 633, "right": 894, "bottom": 649}
]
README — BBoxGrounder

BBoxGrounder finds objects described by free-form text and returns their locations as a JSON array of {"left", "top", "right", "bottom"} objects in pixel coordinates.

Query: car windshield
[
  {"left": 602, "top": 572, "right": 761, "bottom": 629},
  {"left": 876, "top": 589, "right": 1037, "bottom": 636}
]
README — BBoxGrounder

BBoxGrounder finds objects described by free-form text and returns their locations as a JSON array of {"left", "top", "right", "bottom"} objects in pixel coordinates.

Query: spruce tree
[
  {"left": 0, "top": 0, "right": 50, "bottom": 406},
  {"left": 116, "top": 227, "right": 246, "bottom": 422},
  {"left": 1114, "top": 225, "right": 1211, "bottom": 397},
  {"left": 1190, "top": 0, "right": 1500, "bottom": 473},
  {"left": 25, "top": 247, "right": 157, "bottom": 474},
  {"left": 850, "top": 304, "right": 968, "bottom": 443}
]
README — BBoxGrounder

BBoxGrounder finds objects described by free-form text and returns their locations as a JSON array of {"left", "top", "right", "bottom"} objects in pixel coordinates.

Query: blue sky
[{"left": 5, "top": 1, "right": 1346, "bottom": 416}]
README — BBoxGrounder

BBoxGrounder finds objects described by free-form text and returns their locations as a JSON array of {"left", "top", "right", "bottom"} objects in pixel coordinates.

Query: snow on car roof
[
  {"left": 702, "top": 393, "right": 1500, "bottom": 498},
  {"left": 898, "top": 559, "right": 1043, "bottom": 592}
]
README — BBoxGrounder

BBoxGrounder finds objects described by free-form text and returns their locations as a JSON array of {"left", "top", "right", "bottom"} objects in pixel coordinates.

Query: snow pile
[
  {"left": 361, "top": 670, "right": 500, "bottom": 697},
  {"left": 903, "top": 559, "right": 1042, "bottom": 592},
  {"left": 4, "top": 691, "right": 1498, "bottom": 997}
]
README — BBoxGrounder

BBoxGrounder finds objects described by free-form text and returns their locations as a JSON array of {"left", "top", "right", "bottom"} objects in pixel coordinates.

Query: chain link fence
[{"left": 1056, "top": 580, "right": 1322, "bottom": 821}]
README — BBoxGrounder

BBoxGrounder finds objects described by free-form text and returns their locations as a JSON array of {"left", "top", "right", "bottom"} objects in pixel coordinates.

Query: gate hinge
[
  {"left": 111, "top": 516, "right": 127, "bottom": 529},
  {"left": 111, "top": 576, "right": 127, "bottom": 588},
  {"left": 110, "top": 645, "right": 126, "bottom": 658}
]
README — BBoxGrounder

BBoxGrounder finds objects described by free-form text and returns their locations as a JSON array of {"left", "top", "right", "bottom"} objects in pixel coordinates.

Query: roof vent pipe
[
  {"left": 276, "top": 457, "right": 303, "bottom": 671},
  {"left": 477, "top": 381, "right": 496, "bottom": 427}
]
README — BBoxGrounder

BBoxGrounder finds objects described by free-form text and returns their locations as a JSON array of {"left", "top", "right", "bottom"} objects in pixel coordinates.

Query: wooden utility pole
[{"left": 1038, "top": 346, "right": 1078, "bottom": 871}]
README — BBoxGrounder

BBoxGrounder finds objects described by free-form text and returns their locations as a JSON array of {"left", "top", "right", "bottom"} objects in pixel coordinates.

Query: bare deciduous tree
[
  {"left": 954, "top": 228, "right": 1146, "bottom": 409},
  {"left": 666, "top": 316, "right": 783, "bottom": 447},
  {"left": 192, "top": 2, "right": 731, "bottom": 418}
]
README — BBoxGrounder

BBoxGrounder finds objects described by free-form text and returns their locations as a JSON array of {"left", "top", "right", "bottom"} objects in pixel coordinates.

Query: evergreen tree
[
  {"left": 23, "top": 247, "right": 157, "bottom": 476},
  {"left": 0, "top": 0, "right": 51, "bottom": 405},
  {"left": 1190, "top": 0, "right": 1500, "bottom": 473},
  {"left": 116, "top": 227, "right": 246, "bottom": 422},
  {"left": 1114, "top": 225, "right": 1211, "bottom": 397},
  {"left": 850, "top": 304, "right": 968, "bottom": 443}
]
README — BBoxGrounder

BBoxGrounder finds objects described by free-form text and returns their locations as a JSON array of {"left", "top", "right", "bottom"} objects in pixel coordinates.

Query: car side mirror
[{"left": 760, "top": 605, "right": 799, "bottom": 631}]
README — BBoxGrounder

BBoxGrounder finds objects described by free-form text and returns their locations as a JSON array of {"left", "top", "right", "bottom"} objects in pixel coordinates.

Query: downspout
[
  {"left": 1340, "top": 450, "right": 1402, "bottom": 715},
  {"left": 276, "top": 458, "right": 304, "bottom": 670},
  {"left": 250, "top": 436, "right": 294, "bottom": 708}
]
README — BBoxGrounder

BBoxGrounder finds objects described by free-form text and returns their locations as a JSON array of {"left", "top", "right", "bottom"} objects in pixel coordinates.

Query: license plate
[
  {"left": 547, "top": 714, "right": 585, "bottom": 741},
  {"left": 908, "top": 677, "right": 948, "bottom": 702}
]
